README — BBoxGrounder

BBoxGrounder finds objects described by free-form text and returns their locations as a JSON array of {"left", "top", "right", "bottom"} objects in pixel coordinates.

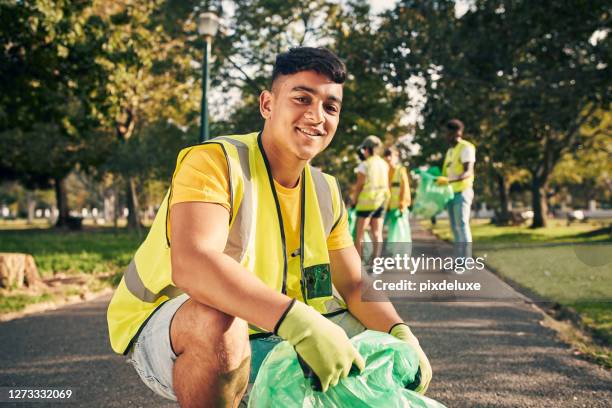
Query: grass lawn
[
  {"left": 0, "top": 225, "right": 143, "bottom": 314},
  {"left": 429, "top": 218, "right": 612, "bottom": 243},
  {"left": 0, "top": 226, "right": 142, "bottom": 277},
  {"left": 0, "top": 293, "right": 54, "bottom": 313},
  {"left": 426, "top": 218, "right": 612, "bottom": 365}
]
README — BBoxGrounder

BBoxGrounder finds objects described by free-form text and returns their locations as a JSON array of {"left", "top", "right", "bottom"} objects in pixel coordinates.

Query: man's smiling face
[{"left": 260, "top": 70, "right": 343, "bottom": 161}]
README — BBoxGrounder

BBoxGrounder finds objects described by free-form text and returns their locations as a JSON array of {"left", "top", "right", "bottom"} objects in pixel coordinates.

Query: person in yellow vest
[
  {"left": 383, "top": 145, "right": 412, "bottom": 241},
  {"left": 106, "top": 47, "right": 431, "bottom": 406},
  {"left": 351, "top": 135, "right": 390, "bottom": 261},
  {"left": 436, "top": 119, "right": 476, "bottom": 257}
]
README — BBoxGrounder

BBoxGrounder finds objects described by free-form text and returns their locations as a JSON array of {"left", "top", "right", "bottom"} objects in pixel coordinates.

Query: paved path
[{"left": 0, "top": 224, "right": 610, "bottom": 407}]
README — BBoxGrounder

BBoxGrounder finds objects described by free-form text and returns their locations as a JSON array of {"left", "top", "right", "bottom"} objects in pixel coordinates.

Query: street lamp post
[{"left": 198, "top": 10, "right": 220, "bottom": 143}]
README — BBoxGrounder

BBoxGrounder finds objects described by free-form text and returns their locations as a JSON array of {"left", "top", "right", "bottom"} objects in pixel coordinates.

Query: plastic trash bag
[
  {"left": 348, "top": 208, "right": 372, "bottom": 241},
  {"left": 412, "top": 168, "right": 454, "bottom": 219},
  {"left": 348, "top": 207, "right": 357, "bottom": 237},
  {"left": 385, "top": 208, "right": 412, "bottom": 243},
  {"left": 248, "top": 330, "right": 446, "bottom": 408}
]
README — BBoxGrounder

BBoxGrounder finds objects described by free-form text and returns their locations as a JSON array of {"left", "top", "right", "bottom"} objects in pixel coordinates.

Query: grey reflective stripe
[
  {"left": 323, "top": 285, "right": 348, "bottom": 314},
  {"left": 310, "top": 168, "right": 334, "bottom": 236},
  {"left": 324, "top": 296, "right": 348, "bottom": 314},
  {"left": 215, "top": 137, "right": 253, "bottom": 262},
  {"left": 330, "top": 178, "right": 344, "bottom": 232},
  {"left": 124, "top": 259, "right": 183, "bottom": 303}
]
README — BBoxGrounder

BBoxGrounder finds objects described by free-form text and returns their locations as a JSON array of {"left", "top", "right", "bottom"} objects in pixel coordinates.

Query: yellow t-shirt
[{"left": 169, "top": 144, "right": 353, "bottom": 280}]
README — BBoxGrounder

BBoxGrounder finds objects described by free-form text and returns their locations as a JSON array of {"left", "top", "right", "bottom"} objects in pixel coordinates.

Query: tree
[
  {"left": 495, "top": 1, "right": 610, "bottom": 227},
  {"left": 0, "top": 0, "right": 112, "bottom": 227},
  {"left": 92, "top": 0, "right": 201, "bottom": 230},
  {"left": 550, "top": 110, "right": 612, "bottom": 207},
  {"left": 318, "top": 0, "right": 410, "bottom": 188},
  {"left": 379, "top": 0, "right": 611, "bottom": 227}
]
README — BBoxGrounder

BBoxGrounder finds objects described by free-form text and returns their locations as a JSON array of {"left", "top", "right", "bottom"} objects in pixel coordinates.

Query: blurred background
[{"left": 1, "top": 0, "right": 609, "bottom": 231}]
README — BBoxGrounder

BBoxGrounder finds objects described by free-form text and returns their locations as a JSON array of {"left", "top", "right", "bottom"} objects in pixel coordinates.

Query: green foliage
[
  {"left": 0, "top": 0, "right": 112, "bottom": 188},
  {"left": 379, "top": 0, "right": 610, "bottom": 226},
  {"left": 1, "top": 0, "right": 609, "bottom": 226},
  {"left": 315, "top": 0, "right": 409, "bottom": 188},
  {"left": 94, "top": 0, "right": 200, "bottom": 138},
  {"left": 550, "top": 111, "right": 612, "bottom": 206}
]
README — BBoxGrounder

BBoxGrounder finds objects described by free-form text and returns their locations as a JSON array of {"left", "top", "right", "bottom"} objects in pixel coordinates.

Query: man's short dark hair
[
  {"left": 446, "top": 119, "right": 464, "bottom": 132},
  {"left": 272, "top": 47, "right": 346, "bottom": 85}
]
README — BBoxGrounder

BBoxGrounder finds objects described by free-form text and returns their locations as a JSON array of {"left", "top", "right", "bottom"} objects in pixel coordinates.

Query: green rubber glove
[
  {"left": 390, "top": 323, "right": 432, "bottom": 394},
  {"left": 275, "top": 299, "right": 365, "bottom": 392}
]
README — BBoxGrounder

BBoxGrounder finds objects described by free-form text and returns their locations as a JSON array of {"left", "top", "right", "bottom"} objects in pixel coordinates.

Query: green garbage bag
[
  {"left": 248, "top": 330, "right": 446, "bottom": 408},
  {"left": 385, "top": 208, "right": 412, "bottom": 243},
  {"left": 348, "top": 207, "right": 357, "bottom": 237},
  {"left": 412, "top": 168, "right": 454, "bottom": 219},
  {"left": 349, "top": 208, "right": 372, "bottom": 241}
]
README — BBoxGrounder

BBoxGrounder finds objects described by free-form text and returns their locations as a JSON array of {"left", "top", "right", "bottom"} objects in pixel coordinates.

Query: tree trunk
[
  {"left": 54, "top": 177, "right": 69, "bottom": 228},
  {"left": 26, "top": 191, "right": 36, "bottom": 225},
  {"left": 114, "top": 185, "right": 120, "bottom": 230},
  {"left": 0, "top": 253, "right": 44, "bottom": 289},
  {"left": 531, "top": 179, "right": 548, "bottom": 228},
  {"left": 126, "top": 176, "right": 142, "bottom": 235},
  {"left": 495, "top": 173, "right": 511, "bottom": 226},
  {"left": 103, "top": 188, "right": 116, "bottom": 225}
]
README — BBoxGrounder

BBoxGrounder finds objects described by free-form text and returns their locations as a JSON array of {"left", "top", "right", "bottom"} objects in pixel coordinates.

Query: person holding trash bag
[
  {"left": 383, "top": 145, "right": 412, "bottom": 243},
  {"left": 351, "top": 135, "right": 390, "bottom": 261},
  {"left": 436, "top": 119, "right": 476, "bottom": 256},
  {"left": 106, "top": 47, "right": 431, "bottom": 407}
]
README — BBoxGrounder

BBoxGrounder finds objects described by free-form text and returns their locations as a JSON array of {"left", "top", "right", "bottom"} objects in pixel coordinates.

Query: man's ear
[{"left": 259, "top": 90, "right": 273, "bottom": 119}]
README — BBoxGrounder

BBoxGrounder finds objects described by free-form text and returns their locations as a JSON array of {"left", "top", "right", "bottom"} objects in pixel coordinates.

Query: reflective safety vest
[
  {"left": 356, "top": 155, "right": 390, "bottom": 211},
  {"left": 442, "top": 139, "right": 476, "bottom": 193},
  {"left": 388, "top": 165, "right": 405, "bottom": 210},
  {"left": 107, "top": 132, "right": 347, "bottom": 355}
]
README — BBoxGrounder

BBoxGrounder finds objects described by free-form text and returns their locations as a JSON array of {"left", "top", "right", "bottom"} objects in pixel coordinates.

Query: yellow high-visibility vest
[
  {"left": 442, "top": 139, "right": 476, "bottom": 193},
  {"left": 356, "top": 155, "right": 389, "bottom": 211},
  {"left": 107, "top": 132, "right": 347, "bottom": 355},
  {"left": 388, "top": 165, "right": 405, "bottom": 210}
]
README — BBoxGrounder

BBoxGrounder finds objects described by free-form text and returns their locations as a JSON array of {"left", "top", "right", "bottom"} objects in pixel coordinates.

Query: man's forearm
[
  {"left": 450, "top": 162, "right": 474, "bottom": 182},
  {"left": 450, "top": 171, "right": 473, "bottom": 182},
  {"left": 172, "top": 248, "right": 291, "bottom": 332},
  {"left": 343, "top": 283, "right": 402, "bottom": 332},
  {"left": 350, "top": 299, "right": 403, "bottom": 333}
]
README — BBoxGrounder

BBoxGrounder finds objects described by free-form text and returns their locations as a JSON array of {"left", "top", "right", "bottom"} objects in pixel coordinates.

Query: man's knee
[
  {"left": 171, "top": 299, "right": 251, "bottom": 369},
  {"left": 171, "top": 299, "right": 251, "bottom": 405}
]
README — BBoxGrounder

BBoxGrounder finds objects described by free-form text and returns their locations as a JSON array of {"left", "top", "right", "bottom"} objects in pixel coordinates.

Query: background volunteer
[
  {"left": 383, "top": 145, "right": 412, "bottom": 242},
  {"left": 437, "top": 119, "right": 476, "bottom": 256},
  {"left": 351, "top": 135, "right": 390, "bottom": 261}
]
